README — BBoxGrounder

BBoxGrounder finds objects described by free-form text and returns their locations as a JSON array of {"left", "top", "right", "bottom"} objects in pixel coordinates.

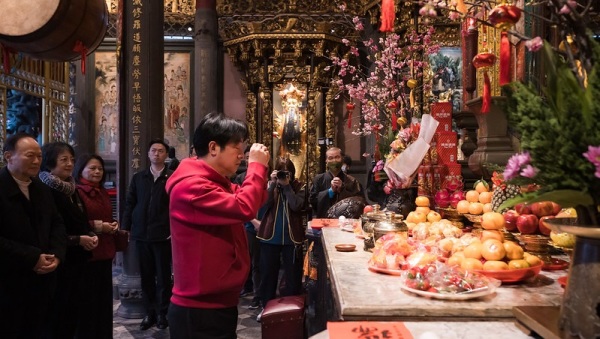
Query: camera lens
[{"left": 277, "top": 171, "right": 289, "bottom": 179}]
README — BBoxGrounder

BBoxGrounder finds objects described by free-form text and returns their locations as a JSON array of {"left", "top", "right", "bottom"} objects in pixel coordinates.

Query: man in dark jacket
[
  {"left": 310, "top": 147, "right": 364, "bottom": 218},
  {"left": 0, "top": 133, "right": 66, "bottom": 338},
  {"left": 121, "top": 139, "right": 173, "bottom": 330}
]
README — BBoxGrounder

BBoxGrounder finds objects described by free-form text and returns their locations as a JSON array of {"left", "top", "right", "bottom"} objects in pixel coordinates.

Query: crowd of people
[{"left": 0, "top": 112, "right": 365, "bottom": 339}]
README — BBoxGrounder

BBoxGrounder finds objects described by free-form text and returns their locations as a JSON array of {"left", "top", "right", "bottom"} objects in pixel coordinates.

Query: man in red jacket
[{"left": 165, "top": 112, "right": 269, "bottom": 339}]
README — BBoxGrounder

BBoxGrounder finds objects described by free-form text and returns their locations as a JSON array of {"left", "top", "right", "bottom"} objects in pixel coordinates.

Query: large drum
[{"left": 0, "top": 0, "right": 108, "bottom": 61}]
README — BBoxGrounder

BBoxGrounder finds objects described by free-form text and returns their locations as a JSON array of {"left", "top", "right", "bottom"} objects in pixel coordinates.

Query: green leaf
[{"left": 497, "top": 190, "right": 594, "bottom": 212}]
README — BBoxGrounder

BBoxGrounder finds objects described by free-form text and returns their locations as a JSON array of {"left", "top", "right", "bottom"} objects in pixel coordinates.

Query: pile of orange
[{"left": 455, "top": 180, "right": 493, "bottom": 215}]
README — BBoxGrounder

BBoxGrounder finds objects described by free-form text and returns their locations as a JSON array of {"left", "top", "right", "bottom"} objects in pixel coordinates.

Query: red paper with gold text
[{"left": 327, "top": 321, "right": 414, "bottom": 339}]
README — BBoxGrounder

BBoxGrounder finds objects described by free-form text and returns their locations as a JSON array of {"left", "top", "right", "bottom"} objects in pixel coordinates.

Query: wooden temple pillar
[
  {"left": 194, "top": 0, "right": 219, "bottom": 120},
  {"left": 116, "top": 0, "right": 165, "bottom": 318}
]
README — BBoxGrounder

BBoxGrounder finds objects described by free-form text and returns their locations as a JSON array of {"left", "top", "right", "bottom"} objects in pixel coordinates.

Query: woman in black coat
[{"left": 39, "top": 142, "right": 98, "bottom": 338}]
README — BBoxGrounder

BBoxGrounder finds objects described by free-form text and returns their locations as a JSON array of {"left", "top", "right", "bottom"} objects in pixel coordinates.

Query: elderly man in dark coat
[{"left": 0, "top": 133, "right": 66, "bottom": 338}]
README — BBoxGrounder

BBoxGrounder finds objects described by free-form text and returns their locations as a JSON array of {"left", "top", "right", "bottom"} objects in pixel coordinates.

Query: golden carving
[{"left": 477, "top": 27, "right": 502, "bottom": 97}]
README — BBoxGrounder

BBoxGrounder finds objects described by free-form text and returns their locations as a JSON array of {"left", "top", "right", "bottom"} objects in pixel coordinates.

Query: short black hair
[
  {"left": 73, "top": 154, "right": 106, "bottom": 185},
  {"left": 41, "top": 142, "right": 75, "bottom": 172},
  {"left": 2, "top": 132, "right": 36, "bottom": 161},
  {"left": 274, "top": 157, "right": 296, "bottom": 181},
  {"left": 148, "top": 139, "right": 169, "bottom": 153},
  {"left": 168, "top": 146, "right": 176, "bottom": 158},
  {"left": 193, "top": 112, "right": 248, "bottom": 157}
]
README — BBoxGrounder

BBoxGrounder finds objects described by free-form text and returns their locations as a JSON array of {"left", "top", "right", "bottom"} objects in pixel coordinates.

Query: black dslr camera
[{"left": 276, "top": 170, "right": 289, "bottom": 179}]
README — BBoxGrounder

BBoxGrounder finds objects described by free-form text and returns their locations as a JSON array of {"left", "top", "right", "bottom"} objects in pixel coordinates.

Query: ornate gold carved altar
[{"left": 0, "top": 53, "right": 70, "bottom": 166}]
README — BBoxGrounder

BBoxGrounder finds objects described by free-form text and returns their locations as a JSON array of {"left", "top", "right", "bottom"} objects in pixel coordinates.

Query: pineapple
[{"left": 491, "top": 184, "right": 520, "bottom": 212}]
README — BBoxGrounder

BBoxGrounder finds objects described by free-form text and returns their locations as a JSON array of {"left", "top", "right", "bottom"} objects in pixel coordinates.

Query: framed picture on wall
[
  {"left": 164, "top": 51, "right": 191, "bottom": 159},
  {"left": 429, "top": 47, "right": 463, "bottom": 114},
  {"left": 94, "top": 51, "right": 119, "bottom": 160}
]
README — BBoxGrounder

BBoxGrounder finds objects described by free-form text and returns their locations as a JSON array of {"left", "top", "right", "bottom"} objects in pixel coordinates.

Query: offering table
[{"left": 320, "top": 227, "right": 566, "bottom": 321}]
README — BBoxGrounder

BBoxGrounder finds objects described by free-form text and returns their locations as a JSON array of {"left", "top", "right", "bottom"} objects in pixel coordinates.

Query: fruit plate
[
  {"left": 399, "top": 283, "right": 497, "bottom": 301},
  {"left": 368, "top": 264, "right": 403, "bottom": 276},
  {"left": 474, "top": 263, "right": 543, "bottom": 283},
  {"left": 557, "top": 276, "right": 568, "bottom": 288},
  {"left": 463, "top": 213, "right": 482, "bottom": 223},
  {"left": 309, "top": 218, "right": 339, "bottom": 230},
  {"left": 545, "top": 217, "right": 600, "bottom": 239},
  {"left": 542, "top": 258, "right": 569, "bottom": 271}
]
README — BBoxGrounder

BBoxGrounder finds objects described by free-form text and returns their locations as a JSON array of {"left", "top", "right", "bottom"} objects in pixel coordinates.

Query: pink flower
[
  {"left": 525, "top": 37, "right": 543, "bottom": 52},
  {"left": 504, "top": 152, "right": 532, "bottom": 180},
  {"left": 520, "top": 165, "right": 539, "bottom": 178},
  {"left": 583, "top": 145, "right": 600, "bottom": 178},
  {"left": 559, "top": 0, "right": 577, "bottom": 14}
]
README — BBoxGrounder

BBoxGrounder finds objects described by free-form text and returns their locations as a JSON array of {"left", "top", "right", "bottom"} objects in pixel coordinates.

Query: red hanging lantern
[
  {"left": 387, "top": 100, "right": 398, "bottom": 130},
  {"left": 488, "top": 3, "right": 522, "bottom": 31},
  {"left": 346, "top": 102, "right": 355, "bottom": 128},
  {"left": 472, "top": 52, "right": 497, "bottom": 114}
]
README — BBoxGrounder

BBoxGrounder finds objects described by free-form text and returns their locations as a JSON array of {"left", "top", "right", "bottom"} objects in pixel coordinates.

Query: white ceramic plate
[{"left": 399, "top": 283, "right": 496, "bottom": 300}]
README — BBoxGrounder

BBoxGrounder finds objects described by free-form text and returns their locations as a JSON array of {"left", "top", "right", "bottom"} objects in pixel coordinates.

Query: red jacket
[{"left": 165, "top": 158, "right": 267, "bottom": 309}]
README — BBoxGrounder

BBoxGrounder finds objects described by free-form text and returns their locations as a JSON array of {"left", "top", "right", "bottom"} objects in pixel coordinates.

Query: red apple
[
  {"left": 363, "top": 205, "right": 374, "bottom": 214},
  {"left": 529, "top": 201, "right": 555, "bottom": 217},
  {"left": 514, "top": 203, "right": 531, "bottom": 215},
  {"left": 502, "top": 210, "right": 520, "bottom": 232},
  {"left": 538, "top": 215, "right": 555, "bottom": 236},
  {"left": 516, "top": 214, "right": 539, "bottom": 234},
  {"left": 551, "top": 202, "right": 562, "bottom": 215}
]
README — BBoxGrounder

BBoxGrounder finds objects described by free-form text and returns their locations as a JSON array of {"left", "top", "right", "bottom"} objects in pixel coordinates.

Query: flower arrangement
[
  {"left": 415, "top": 0, "right": 599, "bottom": 224},
  {"left": 497, "top": 39, "right": 600, "bottom": 225},
  {"left": 327, "top": 6, "right": 440, "bottom": 139}
]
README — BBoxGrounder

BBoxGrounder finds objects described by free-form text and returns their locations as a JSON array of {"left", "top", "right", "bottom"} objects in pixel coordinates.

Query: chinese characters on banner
[
  {"left": 327, "top": 321, "right": 413, "bottom": 339},
  {"left": 130, "top": 0, "right": 143, "bottom": 170}
]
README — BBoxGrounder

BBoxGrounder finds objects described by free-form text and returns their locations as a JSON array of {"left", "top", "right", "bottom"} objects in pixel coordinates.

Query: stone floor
[{"left": 112, "top": 293, "right": 263, "bottom": 339}]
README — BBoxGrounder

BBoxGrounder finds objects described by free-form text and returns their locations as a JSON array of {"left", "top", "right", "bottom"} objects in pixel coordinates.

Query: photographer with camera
[{"left": 255, "top": 157, "right": 306, "bottom": 321}]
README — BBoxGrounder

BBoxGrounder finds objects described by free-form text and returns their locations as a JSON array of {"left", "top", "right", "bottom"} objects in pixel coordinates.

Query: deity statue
[{"left": 273, "top": 83, "right": 307, "bottom": 180}]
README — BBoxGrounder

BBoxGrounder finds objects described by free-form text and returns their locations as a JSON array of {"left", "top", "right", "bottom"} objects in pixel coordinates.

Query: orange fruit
[
  {"left": 483, "top": 260, "right": 509, "bottom": 270},
  {"left": 503, "top": 241, "right": 524, "bottom": 260},
  {"left": 478, "top": 191, "right": 492, "bottom": 204},
  {"left": 447, "top": 253, "right": 464, "bottom": 267},
  {"left": 466, "top": 190, "right": 480, "bottom": 203},
  {"left": 508, "top": 259, "right": 530, "bottom": 269},
  {"left": 415, "top": 206, "right": 431, "bottom": 215},
  {"left": 461, "top": 257, "right": 484, "bottom": 271},
  {"left": 415, "top": 196, "right": 430, "bottom": 207},
  {"left": 456, "top": 200, "right": 470, "bottom": 214},
  {"left": 463, "top": 242, "right": 483, "bottom": 259},
  {"left": 468, "top": 202, "right": 484, "bottom": 215},
  {"left": 523, "top": 253, "right": 542, "bottom": 267},
  {"left": 427, "top": 211, "right": 442, "bottom": 222},
  {"left": 481, "top": 211, "right": 505, "bottom": 230},
  {"left": 482, "top": 203, "right": 493, "bottom": 213},
  {"left": 474, "top": 180, "right": 490, "bottom": 193},
  {"left": 481, "top": 229, "right": 505, "bottom": 243},
  {"left": 481, "top": 239, "right": 506, "bottom": 261}
]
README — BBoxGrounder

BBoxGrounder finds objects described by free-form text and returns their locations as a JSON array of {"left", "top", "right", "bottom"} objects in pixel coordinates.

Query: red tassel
[
  {"left": 481, "top": 71, "right": 491, "bottom": 114},
  {"left": 380, "top": 0, "right": 395, "bottom": 32},
  {"left": 73, "top": 40, "right": 88, "bottom": 75},
  {"left": 499, "top": 32, "right": 511, "bottom": 86},
  {"left": 347, "top": 110, "right": 352, "bottom": 128},
  {"left": 391, "top": 111, "right": 397, "bottom": 131},
  {"left": 1, "top": 43, "right": 15, "bottom": 75}
]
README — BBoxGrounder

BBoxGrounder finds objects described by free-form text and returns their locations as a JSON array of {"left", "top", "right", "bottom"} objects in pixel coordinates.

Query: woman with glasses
[{"left": 73, "top": 154, "right": 118, "bottom": 339}]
